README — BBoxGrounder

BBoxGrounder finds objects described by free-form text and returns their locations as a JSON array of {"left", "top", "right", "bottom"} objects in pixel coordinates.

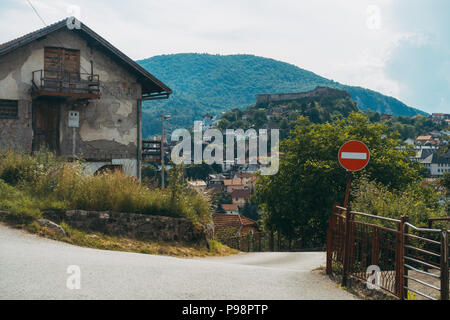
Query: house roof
[
  {"left": 221, "top": 204, "right": 238, "bottom": 211},
  {"left": 224, "top": 179, "right": 243, "bottom": 186},
  {"left": 206, "top": 188, "right": 221, "bottom": 195},
  {"left": 212, "top": 214, "right": 258, "bottom": 230},
  {"left": 208, "top": 173, "right": 226, "bottom": 182},
  {"left": 235, "top": 172, "right": 254, "bottom": 179},
  {"left": 0, "top": 18, "right": 171, "bottom": 98},
  {"left": 187, "top": 180, "right": 207, "bottom": 187},
  {"left": 207, "top": 184, "right": 223, "bottom": 191},
  {"left": 230, "top": 189, "right": 251, "bottom": 199},
  {"left": 414, "top": 148, "right": 438, "bottom": 160},
  {"left": 416, "top": 135, "right": 433, "bottom": 141},
  {"left": 421, "top": 151, "right": 450, "bottom": 164}
]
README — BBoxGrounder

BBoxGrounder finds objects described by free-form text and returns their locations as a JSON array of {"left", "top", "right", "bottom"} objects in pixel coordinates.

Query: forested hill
[{"left": 137, "top": 53, "right": 427, "bottom": 137}]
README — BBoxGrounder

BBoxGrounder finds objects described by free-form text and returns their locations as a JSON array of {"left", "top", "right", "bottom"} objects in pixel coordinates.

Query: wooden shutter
[
  {"left": 62, "top": 49, "right": 80, "bottom": 74},
  {"left": 44, "top": 47, "right": 80, "bottom": 79},
  {"left": 44, "top": 47, "right": 62, "bottom": 79}
]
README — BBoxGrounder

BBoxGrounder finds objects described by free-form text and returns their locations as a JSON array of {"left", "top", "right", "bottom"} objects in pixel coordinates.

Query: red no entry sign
[{"left": 338, "top": 140, "right": 370, "bottom": 171}]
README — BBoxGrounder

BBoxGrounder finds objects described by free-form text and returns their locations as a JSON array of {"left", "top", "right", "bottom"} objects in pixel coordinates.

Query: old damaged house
[{"left": 0, "top": 18, "right": 171, "bottom": 178}]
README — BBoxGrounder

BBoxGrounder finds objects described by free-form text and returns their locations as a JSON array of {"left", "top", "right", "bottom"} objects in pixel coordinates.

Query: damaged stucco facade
[{"left": 0, "top": 27, "right": 146, "bottom": 177}]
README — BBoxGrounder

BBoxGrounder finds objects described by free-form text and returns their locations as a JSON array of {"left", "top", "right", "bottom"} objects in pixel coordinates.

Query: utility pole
[{"left": 160, "top": 114, "right": 171, "bottom": 189}]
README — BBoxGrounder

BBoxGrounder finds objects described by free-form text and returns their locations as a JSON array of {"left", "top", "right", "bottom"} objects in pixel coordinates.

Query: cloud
[
  {"left": 0, "top": 0, "right": 447, "bottom": 113},
  {"left": 384, "top": 0, "right": 450, "bottom": 113}
]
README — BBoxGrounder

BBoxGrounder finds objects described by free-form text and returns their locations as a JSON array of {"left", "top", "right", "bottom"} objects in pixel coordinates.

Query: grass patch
[
  {"left": 18, "top": 221, "right": 237, "bottom": 258},
  {"left": 0, "top": 150, "right": 211, "bottom": 225},
  {"left": 0, "top": 150, "right": 233, "bottom": 257}
]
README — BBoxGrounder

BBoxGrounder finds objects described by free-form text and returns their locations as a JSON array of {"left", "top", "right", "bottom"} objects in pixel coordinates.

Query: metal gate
[{"left": 326, "top": 205, "right": 449, "bottom": 300}]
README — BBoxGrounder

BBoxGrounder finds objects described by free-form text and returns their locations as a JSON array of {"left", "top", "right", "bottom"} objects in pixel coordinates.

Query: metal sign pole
[
  {"left": 72, "top": 127, "right": 76, "bottom": 156},
  {"left": 343, "top": 170, "right": 352, "bottom": 208},
  {"left": 161, "top": 115, "right": 165, "bottom": 189}
]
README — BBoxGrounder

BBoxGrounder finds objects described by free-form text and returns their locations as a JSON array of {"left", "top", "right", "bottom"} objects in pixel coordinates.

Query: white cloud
[{"left": 1, "top": 0, "right": 440, "bottom": 110}]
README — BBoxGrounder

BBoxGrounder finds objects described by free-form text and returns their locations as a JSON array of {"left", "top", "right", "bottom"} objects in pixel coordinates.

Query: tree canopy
[{"left": 254, "top": 113, "right": 423, "bottom": 247}]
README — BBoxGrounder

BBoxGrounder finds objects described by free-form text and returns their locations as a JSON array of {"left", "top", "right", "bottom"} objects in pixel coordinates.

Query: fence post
[
  {"left": 269, "top": 230, "right": 274, "bottom": 252},
  {"left": 277, "top": 231, "right": 281, "bottom": 251},
  {"left": 326, "top": 204, "right": 338, "bottom": 275},
  {"left": 402, "top": 217, "right": 409, "bottom": 300},
  {"left": 342, "top": 206, "right": 352, "bottom": 287},
  {"left": 371, "top": 227, "right": 379, "bottom": 266},
  {"left": 440, "top": 230, "right": 449, "bottom": 301},
  {"left": 396, "top": 216, "right": 408, "bottom": 300}
]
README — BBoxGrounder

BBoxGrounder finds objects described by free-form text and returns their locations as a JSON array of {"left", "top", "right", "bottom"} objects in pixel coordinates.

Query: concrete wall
[
  {"left": 0, "top": 28, "right": 143, "bottom": 176},
  {"left": 0, "top": 38, "right": 40, "bottom": 152},
  {"left": 430, "top": 163, "right": 449, "bottom": 176},
  {"left": 0, "top": 100, "right": 33, "bottom": 151}
]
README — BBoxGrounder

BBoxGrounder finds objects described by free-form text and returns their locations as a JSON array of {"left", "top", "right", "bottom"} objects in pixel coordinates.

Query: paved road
[{"left": 0, "top": 224, "right": 356, "bottom": 300}]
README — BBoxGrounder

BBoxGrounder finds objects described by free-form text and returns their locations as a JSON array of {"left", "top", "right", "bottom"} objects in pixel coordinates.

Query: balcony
[{"left": 31, "top": 70, "right": 100, "bottom": 99}]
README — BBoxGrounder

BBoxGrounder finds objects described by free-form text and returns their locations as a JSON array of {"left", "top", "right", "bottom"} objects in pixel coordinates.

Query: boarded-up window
[
  {"left": 0, "top": 99, "right": 18, "bottom": 119},
  {"left": 44, "top": 47, "right": 80, "bottom": 79}
]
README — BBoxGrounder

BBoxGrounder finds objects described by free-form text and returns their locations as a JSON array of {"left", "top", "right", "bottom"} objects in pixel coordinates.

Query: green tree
[
  {"left": 254, "top": 112, "right": 422, "bottom": 248},
  {"left": 442, "top": 171, "right": 450, "bottom": 190},
  {"left": 217, "top": 118, "right": 231, "bottom": 131},
  {"left": 211, "top": 193, "right": 232, "bottom": 213},
  {"left": 141, "top": 164, "right": 159, "bottom": 186},
  {"left": 185, "top": 163, "right": 218, "bottom": 180},
  {"left": 279, "top": 118, "right": 289, "bottom": 140},
  {"left": 240, "top": 199, "right": 260, "bottom": 221},
  {"left": 351, "top": 175, "right": 444, "bottom": 227},
  {"left": 251, "top": 110, "right": 267, "bottom": 129}
]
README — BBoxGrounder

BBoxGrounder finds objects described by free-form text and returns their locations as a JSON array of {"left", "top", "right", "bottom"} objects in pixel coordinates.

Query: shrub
[
  {"left": 0, "top": 150, "right": 212, "bottom": 226},
  {"left": 0, "top": 179, "right": 42, "bottom": 223},
  {"left": 351, "top": 175, "right": 447, "bottom": 227},
  {"left": 0, "top": 149, "right": 63, "bottom": 187}
]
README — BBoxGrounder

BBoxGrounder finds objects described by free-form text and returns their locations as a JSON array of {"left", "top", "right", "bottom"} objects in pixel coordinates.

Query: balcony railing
[{"left": 32, "top": 70, "right": 100, "bottom": 99}]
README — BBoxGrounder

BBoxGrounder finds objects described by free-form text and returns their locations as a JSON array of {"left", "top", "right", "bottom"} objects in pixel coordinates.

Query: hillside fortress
[{"left": 256, "top": 86, "right": 350, "bottom": 105}]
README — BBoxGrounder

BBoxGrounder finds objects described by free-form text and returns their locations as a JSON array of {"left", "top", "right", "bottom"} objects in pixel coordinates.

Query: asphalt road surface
[{"left": 0, "top": 224, "right": 356, "bottom": 300}]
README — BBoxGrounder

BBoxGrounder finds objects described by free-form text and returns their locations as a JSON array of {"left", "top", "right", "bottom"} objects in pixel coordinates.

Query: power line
[
  {"left": 25, "top": 0, "right": 92, "bottom": 75},
  {"left": 26, "top": 0, "right": 47, "bottom": 26}
]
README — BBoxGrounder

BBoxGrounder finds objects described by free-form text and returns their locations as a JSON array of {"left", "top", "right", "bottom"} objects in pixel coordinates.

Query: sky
[{"left": 0, "top": 0, "right": 448, "bottom": 114}]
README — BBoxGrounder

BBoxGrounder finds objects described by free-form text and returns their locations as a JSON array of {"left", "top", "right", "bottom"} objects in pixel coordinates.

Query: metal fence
[
  {"left": 216, "top": 231, "right": 311, "bottom": 252},
  {"left": 217, "top": 232, "right": 271, "bottom": 252},
  {"left": 326, "top": 204, "right": 449, "bottom": 300}
]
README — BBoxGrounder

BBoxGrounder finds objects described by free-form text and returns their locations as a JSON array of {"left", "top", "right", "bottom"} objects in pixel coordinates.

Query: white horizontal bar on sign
[{"left": 341, "top": 152, "right": 367, "bottom": 160}]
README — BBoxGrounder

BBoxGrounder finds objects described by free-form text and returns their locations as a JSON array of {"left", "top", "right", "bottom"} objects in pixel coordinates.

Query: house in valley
[
  {"left": 415, "top": 135, "right": 435, "bottom": 146},
  {"left": 420, "top": 150, "right": 450, "bottom": 177},
  {"left": 187, "top": 180, "right": 207, "bottom": 192},
  {"left": 234, "top": 172, "right": 257, "bottom": 190},
  {"left": 0, "top": 17, "right": 171, "bottom": 179},
  {"left": 230, "top": 189, "right": 251, "bottom": 207},
  {"left": 221, "top": 203, "right": 239, "bottom": 215},
  {"left": 224, "top": 178, "right": 244, "bottom": 193},
  {"left": 212, "top": 213, "right": 259, "bottom": 236}
]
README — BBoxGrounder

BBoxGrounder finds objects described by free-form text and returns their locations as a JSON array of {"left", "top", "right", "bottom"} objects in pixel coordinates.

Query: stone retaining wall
[{"left": 43, "top": 210, "right": 207, "bottom": 245}]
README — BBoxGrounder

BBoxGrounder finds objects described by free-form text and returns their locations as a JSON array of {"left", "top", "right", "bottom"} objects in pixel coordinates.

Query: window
[{"left": 0, "top": 99, "right": 18, "bottom": 119}]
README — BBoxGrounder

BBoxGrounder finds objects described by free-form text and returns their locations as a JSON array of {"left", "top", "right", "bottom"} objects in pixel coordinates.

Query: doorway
[{"left": 32, "top": 99, "right": 60, "bottom": 153}]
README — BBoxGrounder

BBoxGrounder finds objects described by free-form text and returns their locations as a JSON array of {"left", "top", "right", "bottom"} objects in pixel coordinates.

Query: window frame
[{"left": 0, "top": 99, "right": 19, "bottom": 119}]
